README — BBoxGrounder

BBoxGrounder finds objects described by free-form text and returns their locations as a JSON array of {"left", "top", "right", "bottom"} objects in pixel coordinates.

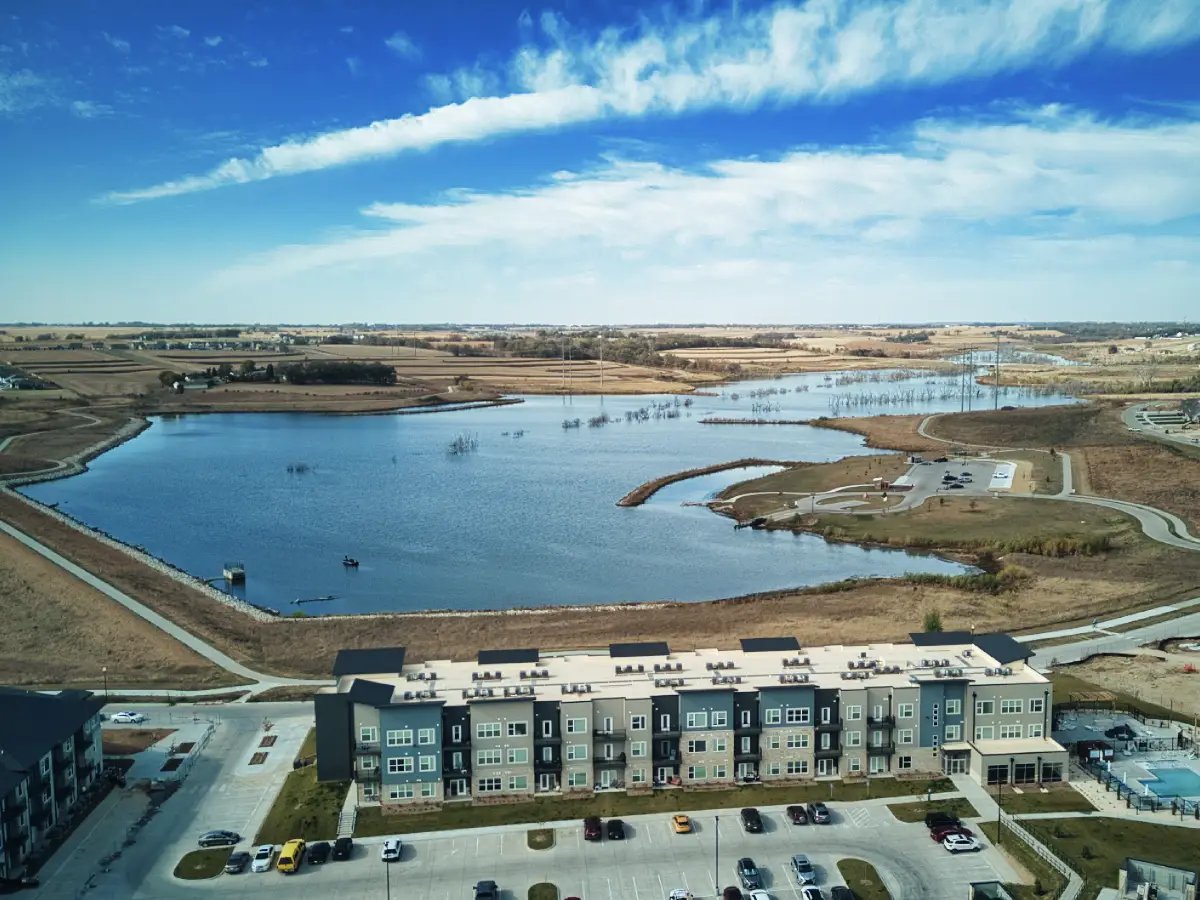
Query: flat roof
[
  {"left": 332, "top": 647, "right": 407, "bottom": 677},
  {"left": 971, "top": 738, "right": 1068, "bottom": 756},
  {"left": 740, "top": 637, "right": 801, "bottom": 653},
  {"left": 478, "top": 648, "right": 539, "bottom": 665}
]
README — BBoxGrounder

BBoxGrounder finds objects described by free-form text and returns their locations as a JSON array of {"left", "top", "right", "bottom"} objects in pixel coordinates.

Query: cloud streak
[{"left": 101, "top": 0, "right": 1200, "bottom": 204}]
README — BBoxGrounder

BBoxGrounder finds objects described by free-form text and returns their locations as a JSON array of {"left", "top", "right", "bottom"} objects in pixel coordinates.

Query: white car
[
  {"left": 109, "top": 711, "right": 146, "bottom": 724},
  {"left": 667, "top": 891, "right": 694, "bottom": 900},
  {"left": 748, "top": 892, "right": 773, "bottom": 900},
  {"left": 380, "top": 838, "right": 402, "bottom": 862},
  {"left": 943, "top": 833, "right": 982, "bottom": 853},
  {"left": 250, "top": 844, "right": 275, "bottom": 872}
]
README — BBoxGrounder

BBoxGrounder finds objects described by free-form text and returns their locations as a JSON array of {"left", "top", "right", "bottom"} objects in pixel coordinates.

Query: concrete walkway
[{"left": 1016, "top": 596, "right": 1200, "bottom": 643}]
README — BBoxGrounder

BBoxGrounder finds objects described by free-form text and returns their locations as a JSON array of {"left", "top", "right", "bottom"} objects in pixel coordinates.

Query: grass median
[
  {"left": 254, "top": 728, "right": 349, "bottom": 845},
  {"left": 173, "top": 848, "right": 229, "bottom": 880},
  {"left": 837, "top": 858, "right": 892, "bottom": 900},
  {"left": 886, "top": 795, "right": 979, "bottom": 823},
  {"left": 979, "top": 821, "right": 1067, "bottom": 900},
  {"left": 355, "top": 777, "right": 951, "bottom": 837}
]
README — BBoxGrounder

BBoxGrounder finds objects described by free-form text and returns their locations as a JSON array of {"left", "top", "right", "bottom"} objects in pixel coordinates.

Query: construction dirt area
[{"left": 1063, "top": 649, "right": 1200, "bottom": 718}]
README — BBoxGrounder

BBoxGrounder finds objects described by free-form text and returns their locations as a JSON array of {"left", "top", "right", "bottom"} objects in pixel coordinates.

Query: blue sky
[{"left": 2, "top": 0, "right": 1198, "bottom": 325}]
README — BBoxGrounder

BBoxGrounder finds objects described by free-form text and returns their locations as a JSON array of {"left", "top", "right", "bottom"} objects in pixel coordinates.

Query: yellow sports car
[{"left": 671, "top": 814, "right": 693, "bottom": 834}]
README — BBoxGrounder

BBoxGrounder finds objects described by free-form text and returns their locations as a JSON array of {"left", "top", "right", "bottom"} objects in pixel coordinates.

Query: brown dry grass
[
  {"left": 925, "top": 403, "right": 1136, "bottom": 449},
  {"left": 805, "top": 415, "right": 945, "bottom": 452},
  {"left": 1078, "top": 443, "right": 1200, "bottom": 531},
  {"left": 1063, "top": 653, "right": 1200, "bottom": 718},
  {"left": 0, "top": 529, "right": 239, "bottom": 688},
  {"left": 102, "top": 728, "right": 175, "bottom": 756}
]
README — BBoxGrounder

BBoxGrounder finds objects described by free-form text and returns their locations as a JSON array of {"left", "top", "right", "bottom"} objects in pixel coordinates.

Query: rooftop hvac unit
[
  {"left": 655, "top": 679, "right": 668, "bottom": 688},
  {"left": 802, "top": 656, "right": 810, "bottom": 665},
  {"left": 867, "top": 660, "right": 878, "bottom": 669},
  {"left": 941, "top": 659, "right": 950, "bottom": 667},
  {"left": 417, "top": 671, "right": 428, "bottom": 680},
  {"left": 1004, "top": 667, "right": 1013, "bottom": 676},
  {"left": 934, "top": 668, "right": 944, "bottom": 678},
  {"left": 984, "top": 668, "right": 995, "bottom": 676},
  {"left": 920, "top": 658, "right": 930, "bottom": 667},
  {"left": 637, "top": 664, "right": 645, "bottom": 672},
  {"left": 404, "top": 691, "right": 413, "bottom": 700},
  {"left": 963, "top": 648, "right": 973, "bottom": 656},
  {"left": 799, "top": 674, "right": 808, "bottom": 683},
  {"left": 841, "top": 672, "right": 851, "bottom": 680},
  {"left": 706, "top": 662, "right": 715, "bottom": 670},
  {"left": 654, "top": 664, "right": 663, "bottom": 672},
  {"left": 860, "top": 651, "right": 868, "bottom": 658}
]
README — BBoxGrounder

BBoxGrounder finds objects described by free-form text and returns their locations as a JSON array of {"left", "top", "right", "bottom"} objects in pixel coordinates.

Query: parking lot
[{"left": 145, "top": 799, "right": 1014, "bottom": 900}]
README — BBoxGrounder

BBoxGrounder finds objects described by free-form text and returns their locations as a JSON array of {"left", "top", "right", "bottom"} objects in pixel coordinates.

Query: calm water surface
[{"left": 22, "top": 369, "right": 1076, "bottom": 612}]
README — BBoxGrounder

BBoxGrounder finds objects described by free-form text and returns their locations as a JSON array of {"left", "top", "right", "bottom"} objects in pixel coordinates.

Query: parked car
[
  {"left": 197, "top": 830, "right": 241, "bottom": 848},
  {"left": 0, "top": 878, "right": 40, "bottom": 895},
  {"left": 934, "top": 456, "right": 948, "bottom": 463},
  {"left": 223, "top": 851, "right": 250, "bottom": 874},
  {"left": 109, "top": 711, "right": 146, "bottom": 724},
  {"left": 747, "top": 893, "right": 772, "bottom": 900},
  {"left": 801, "top": 887, "right": 825, "bottom": 900},
  {"left": 250, "top": 845, "right": 275, "bottom": 873},
  {"left": 607, "top": 819, "right": 626, "bottom": 840},
  {"left": 924, "top": 811, "right": 961, "bottom": 831},
  {"left": 830, "top": 887, "right": 856, "bottom": 900},
  {"left": 786, "top": 804, "right": 809, "bottom": 825},
  {"left": 739, "top": 808, "right": 763, "bottom": 833},
  {"left": 307, "top": 841, "right": 331, "bottom": 864},
  {"left": 667, "top": 891, "right": 695, "bottom": 900},
  {"left": 943, "top": 834, "right": 982, "bottom": 853},
  {"left": 807, "top": 801, "right": 831, "bottom": 824},
  {"left": 277, "top": 839, "right": 305, "bottom": 874},
  {"left": 380, "top": 838, "right": 402, "bottom": 862},
  {"left": 722, "top": 888, "right": 744, "bottom": 900},
  {"left": 931, "top": 824, "right": 974, "bottom": 842},
  {"left": 474, "top": 880, "right": 500, "bottom": 900},
  {"left": 332, "top": 836, "right": 353, "bottom": 860},
  {"left": 584, "top": 816, "right": 603, "bottom": 841},
  {"left": 948, "top": 482, "right": 965, "bottom": 489},
  {"left": 736, "top": 857, "right": 762, "bottom": 890},
  {"left": 791, "top": 854, "right": 817, "bottom": 884},
  {"left": 671, "top": 814, "right": 693, "bottom": 834}
]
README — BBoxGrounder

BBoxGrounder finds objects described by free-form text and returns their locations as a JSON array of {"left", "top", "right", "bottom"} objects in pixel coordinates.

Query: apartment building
[
  {"left": 314, "top": 632, "right": 1068, "bottom": 811},
  {"left": 0, "top": 687, "right": 106, "bottom": 879}
]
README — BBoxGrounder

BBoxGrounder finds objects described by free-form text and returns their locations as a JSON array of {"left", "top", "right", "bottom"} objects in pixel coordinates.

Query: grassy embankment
[
  {"left": 715, "top": 453, "right": 911, "bottom": 519},
  {"left": 254, "top": 729, "right": 350, "bottom": 845},
  {"left": 354, "top": 778, "right": 952, "bottom": 837},
  {"left": 887, "top": 796, "right": 979, "bottom": 823},
  {"left": 836, "top": 859, "right": 892, "bottom": 900},
  {"left": 979, "top": 821, "right": 1067, "bottom": 900}
]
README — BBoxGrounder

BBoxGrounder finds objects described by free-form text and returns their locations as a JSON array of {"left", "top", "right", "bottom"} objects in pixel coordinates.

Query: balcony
[
  {"left": 592, "top": 729, "right": 627, "bottom": 741},
  {"left": 595, "top": 754, "right": 627, "bottom": 769},
  {"left": 444, "top": 764, "right": 472, "bottom": 777},
  {"left": 814, "top": 747, "right": 841, "bottom": 760},
  {"left": 533, "top": 735, "right": 562, "bottom": 746},
  {"left": 356, "top": 768, "right": 381, "bottom": 782},
  {"left": 355, "top": 742, "right": 381, "bottom": 754},
  {"left": 4, "top": 820, "right": 27, "bottom": 845},
  {"left": 867, "top": 715, "right": 896, "bottom": 727},
  {"left": 734, "top": 725, "right": 762, "bottom": 736},
  {"left": 867, "top": 743, "right": 896, "bottom": 756},
  {"left": 734, "top": 751, "right": 761, "bottom": 763},
  {"left": 815, "top": 721, "right": 843, "bottom": 734},
  {"left": 651, "top": 727, "right": 681, "bottom": 738},
  {"left": 534, "top": 758, "right": 561, "bottom": 773},
  {"left": 1, "top": 799, "right": 26, "bottom": 823},
  {"left": 652, "top": 748, "right": 679, "bottom": 763}
]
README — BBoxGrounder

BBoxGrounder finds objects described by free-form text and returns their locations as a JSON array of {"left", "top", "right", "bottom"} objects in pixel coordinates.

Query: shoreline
[{"left": 615, "top": 457, "right": 796, "bottom": 507}]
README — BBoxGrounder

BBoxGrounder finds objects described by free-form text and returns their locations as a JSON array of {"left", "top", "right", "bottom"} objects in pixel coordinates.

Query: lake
[{"left": 20, "top": 368, "right": 1076, "bottom": 613}]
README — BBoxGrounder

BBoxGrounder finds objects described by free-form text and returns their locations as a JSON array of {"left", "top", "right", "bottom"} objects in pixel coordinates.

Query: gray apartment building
[
  {"left": 315, "top": 632, "right": 1068, "bottom": 811},
  {"left": 0, "top": 687, "right": 106, "bottom": 879}
]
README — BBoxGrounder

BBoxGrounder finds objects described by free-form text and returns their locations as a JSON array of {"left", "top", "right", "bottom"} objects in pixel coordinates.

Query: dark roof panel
[
  {"left": 609, "top": 641, "right": 670, "bottom": 658},
  {"left": 909, "top": 631, "right": 974, "bottom": 647},
  {"left": 0, "top": 687, "right": 105, "bottom": 796},
  {"left": 347, "top": 679, "right": 396, "bottom": 707},
  {"left": 477, "top": 648, "right": 540, "bottom": 665},
  {"left": 331, "top": 647, "right": 407, "bottom": 677},
  {"left": 740, "top": 637, "right": 800, "bottom": 653},
  {"left": 973, "top": 633, "right": 1035, "bottom": 665}
]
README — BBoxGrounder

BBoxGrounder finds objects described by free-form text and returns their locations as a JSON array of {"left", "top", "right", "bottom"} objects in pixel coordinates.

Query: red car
[
  {"left": 931, "top": 824, "right": 974, "bottom": 842},
  {"left": 786, "top": 805, "right": 809, "bottom": 825},
  {"left": 723, "top": 888, "right": 744, "bottom": 900},
  {"left": 583, "top": 816, "right": 603, "bottom": 841}
]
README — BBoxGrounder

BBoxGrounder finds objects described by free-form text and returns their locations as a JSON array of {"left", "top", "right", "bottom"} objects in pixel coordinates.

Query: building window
[
  {"left": 476, "top": 722, "right": 501, "bottom": 739},
  {"left": 974, "top": 726, "right": 995, "bottom": 741},
  {"left": 785, "top": 707, "right": 809, "bottom": 724},
  {"left": 1042, "top": 762, "right": 1064, "bottom": 782},
  {"left": 764, "top": 709, "right": 782, "bottom": 725},
  {"left": 768, "top": 734, "right": 781, "bottom": 749},
  {"left": 631, "top": 741, "right": 647, "bottom": 758},
  {"left": 685, "top": 712, "right": 708, "bottom": 729},
  {"left": 358, "top": 727, "right": 378, "bottom": 745},
  {"left": 712, "top": 737, "right": 727, "bottom": 753},
  {"left": 975, "top": 700, "right": 995, "bottom": 716},
  {"left": 566, "top": 718, "right": 587, "bottom": 734},
  {"left": 686, "top": 739, "right": 707, "bottom": 754},
  {"left": 418, "top": 728, "right": 436, "bottom": 745},
  {"left": 568, "top": 771, "right": 587, "bottom": 787},
  {"left": 388, "top": 784, "right": 414, "bottom": 801},
  {"left": 898, "top": 729, "right": 914, "bottom": 745},
  {"left": 508, "top": 776, "right": 529, "bottom": 791},
  {"left": 419, "top": 755, "right": 436, "bottom": 772},
  {"left": 505, "top": 721, "right": 528, "bottom": 737},
  {"left": 848, "top": 758, "right": 861, "bottom": 772},
  {"left": 1000, "top": 699, "right": 1024, "bottom": 715},
  {"left": 898, "top": 703, "right": 914, "bottom": 718},
  {"left": 686, "top": 765, "right": 708, "bottom": 780},
  {"left": 845, "top": 731, "right": 862, "bottom": 747},
  {"left": 945, "top": 699, "right": 962, "bottom": 716},
  {"left": 712, "top": 764, "right": 727, "bottom": 778},
  {"left": 767, "top": 762, "right": 781, "bottom": 776},
  {"left": 1029, "top": 698, "right": 1045, "bottom": 714},
  {"left": 631, "top": 768, "right": 646, "bottom": 784},
  {"left": 786, "top": 760, "right": 808, "bottom": 776},
  {"left": 932, "top": 703, "right": 939, "bottom": 728},
  {"left": 986, "top": 764, "right": 1009, "bottom": 785},
  {"left": 358, "top": 755, "right": 378, "bottom": 772},
  {"left": 1000, "top": 725, "right": 1023, "bottom": 740},
  {"left": 477, "top": 777, "right": 502, "bottom": 793},
  {"left": 386, "top": 729, "right": 413, "bottom": 747},
  {"left": 786, "top": 734, "right": 807, "bottom": 749},
  {"left": 845, "top": 705, "right": 862, "bottom": 721},
  {"left": 631, "top": 715, "right": 646, "bottom": 730},
  {"left": 420, "top": 783, "right": 436, "bottom": 798},
  {"left": 507, "top": 748, "right": 528, "bottom": 764},
  {"left": 363, "top": 782, "right": 379, "bottom": 800},
  {"left": 541, "top": 746, "right": 553, "bottom": 762},
  {"left": 820, "top": 707, "right": 832, "bottom": 724},
  {"left": 897, "top": 756, "right": 912, "bottom": 770},
  {"left": 659, "top": 714, "right": 671, "bottom": 731},
  {"left": 388, "top": 757, "right": 414, "bottom": 774},
  {"left": 711, "top": 711, "right": 728, "bottom": 728},
  {"left": 476, "top": 750, "right": 502, "bottom": 767},
  {"left": 944, "top": 725, "right": 961, "bottom": 742},
  {"left": 1028, "top": 724, "right": 1044, "bottom": 738},
  {"left": 566, "top": 744, "right": 587, "bottom": 761},
  {"left": 451, "top": 724, "right": 463, "bottom": 743}
]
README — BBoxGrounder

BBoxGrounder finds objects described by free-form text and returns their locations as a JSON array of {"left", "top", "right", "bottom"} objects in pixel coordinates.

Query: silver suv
[{"left": 791, "top": 854, "right": 817, "bottom": 884}]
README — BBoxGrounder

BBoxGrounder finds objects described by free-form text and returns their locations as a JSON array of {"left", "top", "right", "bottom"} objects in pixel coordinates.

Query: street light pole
[
  {"left": 386, "top": 855, "right": 391, "bottom": 899},
  {"left": 102, "top": 666, "right": 108, "bottom": 700},
  {"left": 714, "top": 814, "right": 719, "bottom": 897}
]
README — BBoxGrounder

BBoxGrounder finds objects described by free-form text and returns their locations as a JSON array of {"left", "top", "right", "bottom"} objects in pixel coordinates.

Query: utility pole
[
  {"left": 714, "top": 814, "right": 720, "bottom": 896},
  {"left": 994, "top": 333, "right": 1001, "bottom": 410},
  {"left": 599, "top": 335, "right": 605, "bottom": 396}
]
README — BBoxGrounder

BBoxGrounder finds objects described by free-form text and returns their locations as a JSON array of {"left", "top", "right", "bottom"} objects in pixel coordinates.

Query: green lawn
[
  {"left": 528, "top": 885, "right": 558, "bottom": 900},
  {"left": 994, "top": 785, "right": 1096, "bottom": 814},
  {"left": 254, "top": 762, "right": 349, "bottom": 844},
  {"left": 355, "top": 778, "right": 951, "bottom": 837},
  {"left": 837, "top": 858, "right": 892, "bottom": 900},
  {"left": 173, "top": 849, "right": 229, "bottom": 880},
  {"left": 1023, "top": 817, "right": 1200, "bottom": 900},
  {"left": 527, "top": 828, "right": 555, "bottom": 850},
  {"left": 979, "top": 822, "right": 1065, "bottom": 900},
  {"left": 887, "top": 796, "right": 980, "bottom": 823}
]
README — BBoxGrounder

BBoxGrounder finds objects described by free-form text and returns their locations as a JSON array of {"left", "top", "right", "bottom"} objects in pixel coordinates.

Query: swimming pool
[{"left": 1141, "top": 766, "right": 1200, "bottom": 799}]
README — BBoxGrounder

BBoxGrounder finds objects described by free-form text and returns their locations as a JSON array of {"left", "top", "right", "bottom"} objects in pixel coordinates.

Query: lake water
[{"left": 21, "top": 369, "right": 1076, "bottom": 613}]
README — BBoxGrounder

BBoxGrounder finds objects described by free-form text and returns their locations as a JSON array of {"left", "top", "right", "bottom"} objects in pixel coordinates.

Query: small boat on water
[{"left": 342, "top": 556, "right": 359, "bottom": 568}]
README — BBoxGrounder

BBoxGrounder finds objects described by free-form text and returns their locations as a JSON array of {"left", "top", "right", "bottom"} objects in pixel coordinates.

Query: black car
[
  {"left": 807, "top": 801, "right": 831, "bottom": 824},
  {"left": 607, "top": 819, "right": 626, "bottom": 840},
  {"left": 0, "top": 878, "right": 39, "bottom": 895},
  {"left": 736, "top": 857, "right": 762, "bottom": 890},
  {"left": 474, "top": 880, "right": 500, "bottom": 900},
  {"left": 197, "top": 830, "right": 241, "bottom": 848},
  {"left": 925, "top": 811, "right": 961, "bottom": 831},
  {"left": 786, "top": 804, "right": 809, "bottom": 825},
  {"left": 739, "top": 807, "right": 763, "bottom": 833},
  {"left": 934, "top": 456, "right": 948, "bottom": 463},
  {"left": 223, "top": 850, "right": 250, "bottom": 874},
  {"left": 307, "top": 841, "right": 331, "bottom": 864},
  {"left": 831, "top": 888, "right": 856, "bottom": 900},
  {"left": 584, "top": 816, "right": 603, "bottom": 841},
  {"left": 332, "top": 836, "right": 353, "bottom": 860}
]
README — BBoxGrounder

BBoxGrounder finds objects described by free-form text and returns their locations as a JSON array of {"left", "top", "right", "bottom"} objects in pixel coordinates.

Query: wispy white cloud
[
  {"left": 215, "top": 108, "right": 1200, "bottom": 285},
  {"left": 102, "top": 31, "right": 130, "bottom": 53},
  {"left": 158, "top": 24, "right": 190, "bottom": 39},
  {"left": 0, "top": 67, "right": 47, "bottom": 114},
  {"left": 103, "top": 0, "right": 1200, "bottom": 204},
  {"left": 384, "top": 30, "right": 420, "bottom": 60},
  {"left": 346, "top": 56, "right": 362, "bottom": 77},
  {"left": 71, "top": 99, "right": 113, "bottom": 118},
  {"left": 340, "top": 25, "right": 355, "bottom": 35},
  {"left": 204, "top": 35, "right": 223, "bottom": 47}
]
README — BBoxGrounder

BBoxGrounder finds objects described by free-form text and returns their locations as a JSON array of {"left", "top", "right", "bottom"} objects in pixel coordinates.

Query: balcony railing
[
  {"left": 53, "top": 755, "right": 73, "bottom": 773},
  {"left": 867, "top": 715, "right": 896, "bottom": 727},
  {"left": 734, "top": 725, "right": 762, "bottom": 736},
  {"left": 595, "top": 754, "right": 627, "bottom": 769},
  {"left": 867, "top": 743, "right": 896, "bottom": 756},
  {"left": 76, "top": 732, "right": 95, "bottom": 751},
  {"left": 814, "top": 747, "right": 841, "bottom": 760},
  {"left": 651, "top": 727, "right": 681, "bottom": 738},
  {"left": 533, "top": 735, "right": 562, "bottom": 745},
  {"left": 592, "top": 729, "right": 627, "bottom": 741},
  {"left": 533, "top": 758, "right": 561, "bottom": 772},
  {"left": 53, "top": 784, "right": 74, "bottom": 802},
  {"left": 734, "top": 751, "right": 761, "bottom": 763},
  {"left": 356, "top": 769, "right": 381, "bottom": 782},
  {"left": 1, "top": 799, "right": 26, "bottom": 822},
  {"left": 652, "top": 748, "right": 679, "bottom": 763},
  {"left": 444, "top": 764, "right": 472, "bottom": 777},
  {"left": 815, "top": 721, "right": 843, "bottom": 734},
  {"left": 355, "top": 743, "right": 381, "bottom": 754}
]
